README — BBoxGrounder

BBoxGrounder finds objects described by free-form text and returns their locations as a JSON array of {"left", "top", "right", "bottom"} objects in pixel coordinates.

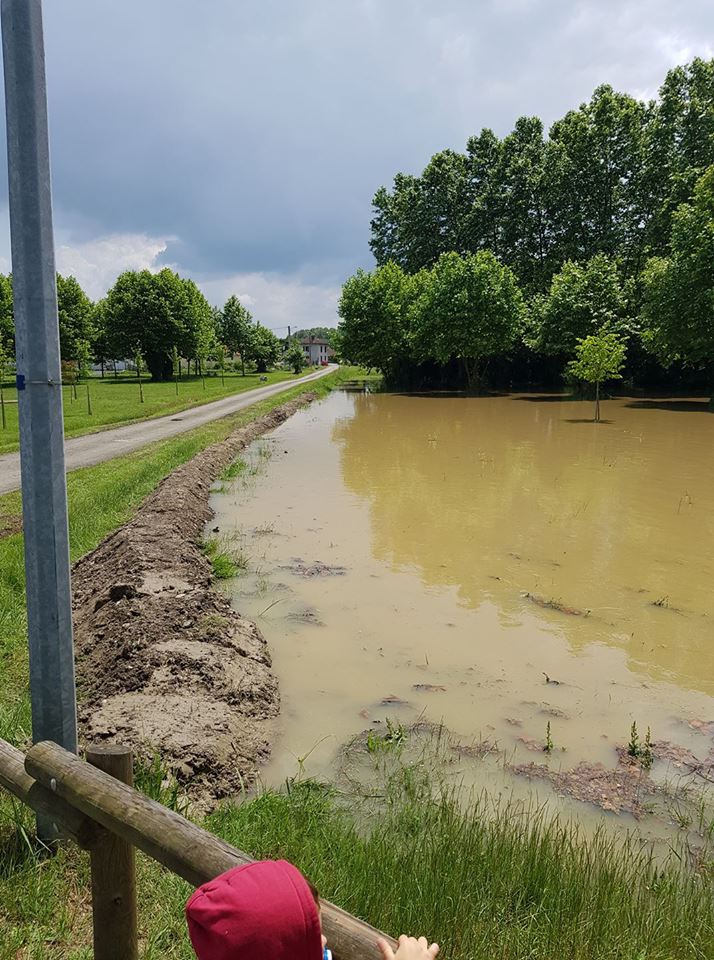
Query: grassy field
[
  {"left": 0, "top": 367, "right": 313, "bottom": 455},
  {"left": 1, "top": 364, "right": 711, "bottom": 959}
]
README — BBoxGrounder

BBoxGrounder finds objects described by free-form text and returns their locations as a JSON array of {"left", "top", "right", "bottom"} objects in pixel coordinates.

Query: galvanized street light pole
[{"left": 1, "top": 0, "right": 77, "bottom": 836}]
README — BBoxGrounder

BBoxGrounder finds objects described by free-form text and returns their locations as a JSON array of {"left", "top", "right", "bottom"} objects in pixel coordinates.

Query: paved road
[{"left": 0, "top": 365, "right": 337, "bottom": 495}]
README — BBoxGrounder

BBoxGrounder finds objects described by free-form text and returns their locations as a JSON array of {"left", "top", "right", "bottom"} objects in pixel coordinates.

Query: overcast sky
[{"left": 0, "top": 1, "right": 711, "bottom": 332}]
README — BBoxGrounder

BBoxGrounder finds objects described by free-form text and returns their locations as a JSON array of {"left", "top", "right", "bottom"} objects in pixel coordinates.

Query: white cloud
[
  {"left": 197, "top": 271, "right": 340, "bottom": 334},
  {"left": 55, "top": 233, "right": 174, "bottom": 299}
]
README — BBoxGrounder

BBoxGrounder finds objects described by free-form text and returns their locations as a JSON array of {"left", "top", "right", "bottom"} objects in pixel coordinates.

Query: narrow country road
[{"left": 0, "top": 365, "right": 337, "bottom": 495}]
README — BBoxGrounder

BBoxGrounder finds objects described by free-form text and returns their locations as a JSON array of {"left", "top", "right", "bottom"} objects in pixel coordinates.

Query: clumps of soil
[
  {"left": 0, "top": 514, "right": 22, "bottom": 538},
  {"left": 279, "top": 558, "right": 347, "bottom": 577},
  {"left": 412, "top": 683, "right": 447, "bottom": 693},
  {"left": 511, "top": 759, "right": 655, "bottom": 816},
  {"left": 617, "top": 741, "right": 714, "bottom": 781},
  {"left": 72, "top": 393, "right": 317, "bottom": 806},
  {"left": 512, "top": 731, "right": 714, "bottom": 818},
  {"left": 450, "top": 739, "right": 499, "bottom": 760}
]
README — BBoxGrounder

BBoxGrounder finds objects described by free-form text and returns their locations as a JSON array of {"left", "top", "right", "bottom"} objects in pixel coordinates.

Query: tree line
[
  {"left": 0, "top": 269, "right": 309, "bottom": 381},
  {"left": 339, "top": 58, "right": 714, "bottom": 393}
]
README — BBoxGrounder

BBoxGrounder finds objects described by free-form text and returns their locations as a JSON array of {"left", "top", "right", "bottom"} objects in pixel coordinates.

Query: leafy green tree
[
  {"left": 547, "top": 86, "right": 648, "bottom": 268},
  {"left": 462, "top": 128, "right": 504, "bottom": 257},
  {"left": 56, "top": 274, "right": 94, "bottom": 363},
  {"left": 412, "top": 251, "right": 524, "bottom": 390},
  {"left": 104, "top": 268, "right": 190, "bottom": 380},
  {"left": 643, "top": 59, "right": 714, "bottom": 255},
  {"left": 75, "top": 339, "right": 92, "bottom": 380},
  {"left": 180, "top": 278, "right": 215, "bottom": 372},
  {"left": 641, "top": 165, "right": 714, "bottom": 372},
  {"left": 220, "top": 295, "right": 254, "bottom": 375},
  {"left": 285, "top": 339, "right": 306, "bottom": 374},
  {"left": 0, "top": 274, "right": 13, "bottom": 355},
  {"left": 498, "top": 117, "right": 555, "bottom": 293},
  {"left": 535, "top": 254, "right": 628, "bottom": 357},
  {"left": 214, "top": 342, "right": 228, "bottom": 384},
  {"left": 339, "top": 262, "right": 418, "bottom": 383},
  {"left": 567, "top": 331, "right": 627, "bottom": 421},
  {"left": 251, "top": 325, "right": 280, "bottom": 372},
  {"left": 292, "top": 326, "right": 336, "bottom": 343}
]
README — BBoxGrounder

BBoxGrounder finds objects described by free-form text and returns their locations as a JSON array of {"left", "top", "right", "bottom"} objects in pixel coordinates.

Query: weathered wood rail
[{"left": 0, "top": 738, "right": 395, "bottom": 960}]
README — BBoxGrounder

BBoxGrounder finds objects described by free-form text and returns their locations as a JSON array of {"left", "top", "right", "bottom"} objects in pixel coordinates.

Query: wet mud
[{"left": 71, "top": 392, "right": 317, "bottom": 805}]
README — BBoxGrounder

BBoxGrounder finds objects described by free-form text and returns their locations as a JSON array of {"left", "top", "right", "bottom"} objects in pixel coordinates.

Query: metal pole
[{"left": 1, "top": 0, "right": 77, "bottom": 838}]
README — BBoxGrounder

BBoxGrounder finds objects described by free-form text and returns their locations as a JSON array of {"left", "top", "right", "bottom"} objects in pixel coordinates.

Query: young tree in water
[
  {"left": 411, "top": 251, "right": 524, "bottom": 391},
  {"left": 220, "top": 295, "right": 254, "bottom": 375},
  {"left": 567, "top": 331, "right": 627, "bottom": 422},
  {"left": 641, "top": 166, "right": 714, "bottom": 382}
]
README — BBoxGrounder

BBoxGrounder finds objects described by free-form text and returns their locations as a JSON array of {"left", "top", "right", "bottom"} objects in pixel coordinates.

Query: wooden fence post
[{"left": 86, "top": 745, "right": 138, "bottom": 960}]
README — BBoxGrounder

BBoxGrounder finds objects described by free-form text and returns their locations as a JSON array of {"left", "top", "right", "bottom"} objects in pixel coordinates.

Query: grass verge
[
  {"left": 2, "top": 745, "right": 713, "bottom": 959},
  {"left": 0, "top": 367, "right": 314, "bottom": 455}
]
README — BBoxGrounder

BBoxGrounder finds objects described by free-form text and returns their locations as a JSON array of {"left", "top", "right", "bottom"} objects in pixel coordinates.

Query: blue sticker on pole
[{"left": 16, "top": 374, "right": 25, "bottom": 391}]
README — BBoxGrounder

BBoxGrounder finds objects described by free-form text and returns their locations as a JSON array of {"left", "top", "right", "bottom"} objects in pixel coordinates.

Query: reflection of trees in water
[{"left": 333, "top": 394, "right": 714, "bottom": 694}]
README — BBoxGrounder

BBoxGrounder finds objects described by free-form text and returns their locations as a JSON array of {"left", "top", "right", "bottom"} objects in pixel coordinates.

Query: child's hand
[{"left": 377, "top": 934, "right": 439, "bottom": 960}]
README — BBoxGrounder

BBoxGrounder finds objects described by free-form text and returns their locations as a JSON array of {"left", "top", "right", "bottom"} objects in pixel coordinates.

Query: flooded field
[{"left": 210, "top": 388, "right": 714, "bottom": 847}]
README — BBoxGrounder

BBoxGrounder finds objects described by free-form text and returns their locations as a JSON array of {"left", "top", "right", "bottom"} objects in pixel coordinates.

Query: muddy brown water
[{"left": 210, "top": 389, "right": 714, "bottom": 843}]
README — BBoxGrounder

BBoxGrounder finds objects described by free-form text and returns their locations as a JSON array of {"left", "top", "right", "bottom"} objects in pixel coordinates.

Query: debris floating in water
[
  {"left": 280, "top": 557, "right": 348, "bottom": 577},
  {"left": 524, "top": 593, "right": 590, "bottom": 617}
]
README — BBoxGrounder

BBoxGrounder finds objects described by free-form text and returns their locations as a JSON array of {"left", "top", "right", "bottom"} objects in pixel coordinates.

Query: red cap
[{"left": 186, "top": 860, "right": 322, "bottom": 960}]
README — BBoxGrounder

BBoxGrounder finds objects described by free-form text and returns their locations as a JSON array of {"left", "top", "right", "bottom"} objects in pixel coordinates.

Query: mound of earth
[{"left": 72, "top": 392, "right": 317, "bottom": 806}]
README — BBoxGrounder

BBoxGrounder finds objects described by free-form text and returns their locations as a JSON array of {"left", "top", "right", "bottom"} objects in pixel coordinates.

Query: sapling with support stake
[
  {"left": 135, "top": 349, "right": 145, "bottom": 403},
  {"left": 172, "top": 344, "right": 180, "bottom": 395},
  {"left": 0, "top": 338, "right": 7, "bottom": 429}
]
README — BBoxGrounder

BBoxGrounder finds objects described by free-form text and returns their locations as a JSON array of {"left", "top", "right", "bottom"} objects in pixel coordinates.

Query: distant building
[{"left": 300, "top": 336, "right": 335, "bottom": 365}]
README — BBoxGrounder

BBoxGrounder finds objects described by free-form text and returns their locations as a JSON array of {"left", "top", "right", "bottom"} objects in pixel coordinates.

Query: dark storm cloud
[{"left": 0, "top": 0, "right": 712, "bottom": 319}]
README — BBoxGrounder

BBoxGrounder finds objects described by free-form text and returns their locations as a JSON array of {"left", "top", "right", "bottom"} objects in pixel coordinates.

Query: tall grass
[
  {"left": 208, "top": 770, "right": 714, "bottom": 960},
  {"left": 3, "top": 757, "right": 712, "bottom": 959}
]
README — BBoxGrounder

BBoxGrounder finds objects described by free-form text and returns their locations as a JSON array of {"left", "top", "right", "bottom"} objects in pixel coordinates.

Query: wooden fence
[{"left": 0, "top": 738, "right": 394, "bottom": 960}]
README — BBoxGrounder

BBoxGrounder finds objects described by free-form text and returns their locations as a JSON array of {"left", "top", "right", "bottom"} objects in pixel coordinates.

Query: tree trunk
[
  {"left": 113, "top": 361, "right": 118, "bottom": 378},
  {"left": 146, "top": 352, "right": 173, "bottom": 381},
  {"left": 241, "top": 355, "right": 246, "bottom": 377},
  {"left": 100, "top": 361, "right": 104, "bottom": 378},
  {"left": 595, "top": 380, "right": 601, "bottom": 422}
]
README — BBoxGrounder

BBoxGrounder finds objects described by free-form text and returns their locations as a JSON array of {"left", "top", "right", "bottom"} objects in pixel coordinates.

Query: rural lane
[{"left": 0, "top": 364, "right": 337, "bottom": 495}]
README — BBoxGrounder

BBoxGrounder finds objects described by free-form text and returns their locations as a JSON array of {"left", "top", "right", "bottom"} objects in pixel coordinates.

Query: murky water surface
[{"left": 211, "top": 390, "right": 714, "bottom": 841}]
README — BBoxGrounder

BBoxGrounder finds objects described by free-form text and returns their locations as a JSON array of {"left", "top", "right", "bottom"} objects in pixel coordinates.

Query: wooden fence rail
[{"left": 0, "top": 738, "right": 394, "bottom": 960}]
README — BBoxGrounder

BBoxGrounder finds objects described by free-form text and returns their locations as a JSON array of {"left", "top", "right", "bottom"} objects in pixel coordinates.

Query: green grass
[
  {"left": 201, "top": 538, "right": 239, "bottom": 579},
  {"left": 0, "top": 367, "right": 315, "bottom": 455},
  {"left": 1, "top": 752, "right": 712, "bottom": 959}
]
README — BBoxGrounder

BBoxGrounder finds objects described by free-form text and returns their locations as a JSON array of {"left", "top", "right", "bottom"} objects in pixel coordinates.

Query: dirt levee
[{"left": 72, "top": 392, "right": 317, "bottom": 805}]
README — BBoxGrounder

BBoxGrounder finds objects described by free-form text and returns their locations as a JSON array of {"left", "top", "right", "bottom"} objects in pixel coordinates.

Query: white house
[{"left": 300, "top": 336, "right": 335, "bottom": 365}]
